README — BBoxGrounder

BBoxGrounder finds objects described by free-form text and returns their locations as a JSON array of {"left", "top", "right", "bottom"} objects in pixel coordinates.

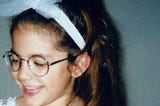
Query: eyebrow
[
  {"left": 10, "top": 49, "right": 67, "bottom": 60},
  {"left": 11, "top": 49, "right": 20, "bottom": 57},
  {"left": 10, "top": 49, "right": 49, "bottom": 58}
]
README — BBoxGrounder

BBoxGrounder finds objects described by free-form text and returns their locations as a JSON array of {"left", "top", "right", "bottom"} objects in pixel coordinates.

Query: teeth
[
  {"left": 25, "top": 86, "right": 40, "bottom": 90},
  {"left": 23, "top": 85, "right": 43, "bottom": 96}
]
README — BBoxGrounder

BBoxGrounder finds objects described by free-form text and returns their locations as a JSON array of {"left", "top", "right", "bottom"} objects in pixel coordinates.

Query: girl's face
[{"left": 11, "top": 24, "right": 74, "bottom": 106}]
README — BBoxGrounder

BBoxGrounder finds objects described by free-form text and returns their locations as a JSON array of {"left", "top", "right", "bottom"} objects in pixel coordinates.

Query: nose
[{"left": 17, "top": 59, "right": 33, "bottom": 81}]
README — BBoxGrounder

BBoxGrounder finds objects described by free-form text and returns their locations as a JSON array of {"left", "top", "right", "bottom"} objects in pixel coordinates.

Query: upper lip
[
  {"left": 24, "top": 86, "right": 42, "bottom": 90},
  {"left": 19, "top": 82, "right": 43, "bottom": 91},
  {"left": 22, "top": 84, "right": 43, "bottom": 90}
]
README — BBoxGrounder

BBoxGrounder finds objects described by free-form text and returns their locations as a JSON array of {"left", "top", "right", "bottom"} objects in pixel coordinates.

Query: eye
[
  {"left": 33, "top": 61, "right": 47, "bottom": 67},
  {"left": 10, "top": 55, "right": 19, "bottom": 64},
  {"left": 11, "top": 58, "right": 19, "bottom": 62},
  {"left": 30, "top": 56, "right": 48, "bottom": 67}
]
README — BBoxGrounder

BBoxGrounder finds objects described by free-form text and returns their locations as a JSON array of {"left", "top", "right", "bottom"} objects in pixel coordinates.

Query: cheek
[
  {"left": 41, "top": 63, "right": 72, "bottom": 89},
  {"left": 10, "top": 72, "right": 22, "bottom": 88},
  {"left": 10, "top": 71, "right": 18, "bottom": 79}
]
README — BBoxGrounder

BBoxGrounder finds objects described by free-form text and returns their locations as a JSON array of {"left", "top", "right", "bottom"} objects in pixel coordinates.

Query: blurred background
[{"left": 0, "top": 0, "right": 160, "bottom": 106}]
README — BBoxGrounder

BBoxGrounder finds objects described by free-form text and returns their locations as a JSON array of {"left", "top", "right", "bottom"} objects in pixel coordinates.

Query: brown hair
[{"left": 10, "top": 0, "right": 126, "bottom": 105}]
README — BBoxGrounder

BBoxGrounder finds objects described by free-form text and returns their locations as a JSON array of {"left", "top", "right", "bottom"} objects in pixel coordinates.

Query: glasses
[{"left": 3, "top": 51, "right": 70, "bottom": 77}]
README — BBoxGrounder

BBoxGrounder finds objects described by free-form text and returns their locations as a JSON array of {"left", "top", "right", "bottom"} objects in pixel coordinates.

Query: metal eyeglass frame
[{"left": 2, "top": 50, "right": 74, "bottom": 77}]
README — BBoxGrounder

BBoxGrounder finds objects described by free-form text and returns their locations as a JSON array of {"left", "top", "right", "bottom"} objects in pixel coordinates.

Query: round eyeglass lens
[
  {"left": 3, "top": 52, "right": 20, "bottom": 71},
  {"left": 28, "top": 56, "right": 49, "bottom": 76}
]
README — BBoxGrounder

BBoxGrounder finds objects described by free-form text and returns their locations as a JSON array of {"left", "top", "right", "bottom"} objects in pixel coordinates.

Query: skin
[{"left": 11, "top": 24, "right": 85, "bottom": 106}]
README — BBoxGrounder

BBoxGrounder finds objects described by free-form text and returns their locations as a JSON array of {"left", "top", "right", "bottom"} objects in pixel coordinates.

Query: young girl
[{"left": 0, "top": 0, "right": 126, "bottom": 106}]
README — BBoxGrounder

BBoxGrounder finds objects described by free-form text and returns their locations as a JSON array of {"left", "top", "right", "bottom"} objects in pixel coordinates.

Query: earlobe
[{"left": 71, "top": 54, "right": 91, "bottom": 78}]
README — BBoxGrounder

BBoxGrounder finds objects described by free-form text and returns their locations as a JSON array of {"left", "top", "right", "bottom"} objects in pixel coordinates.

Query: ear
[{"left": 70, "top": 53, "right": 91, "bottom": 78}]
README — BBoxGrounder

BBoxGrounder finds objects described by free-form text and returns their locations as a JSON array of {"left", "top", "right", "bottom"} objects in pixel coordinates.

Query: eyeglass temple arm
[{"left": 49, "top": 54, "right": 77, "bottom": 66}]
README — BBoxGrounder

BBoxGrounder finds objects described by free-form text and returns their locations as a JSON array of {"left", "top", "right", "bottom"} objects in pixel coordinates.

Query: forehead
[
  {"left": 14, "top": 23, "right": 58, "bottom": 46},
  {"left": 12, "top": 23, "right": 65, "bottom": 57}
]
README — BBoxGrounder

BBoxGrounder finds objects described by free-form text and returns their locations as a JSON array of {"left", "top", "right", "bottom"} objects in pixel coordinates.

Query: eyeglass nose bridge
[{"left": 18, "top": 58, "right": 31, "bottom": 71}]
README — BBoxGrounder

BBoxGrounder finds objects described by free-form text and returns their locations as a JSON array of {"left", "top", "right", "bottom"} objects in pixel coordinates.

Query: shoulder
[{"left": 0, "top": 97, "right": 16, "bottom": 106}]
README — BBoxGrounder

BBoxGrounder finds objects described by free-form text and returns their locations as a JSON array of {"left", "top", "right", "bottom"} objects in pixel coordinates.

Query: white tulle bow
[{"left": 0, "top": 0, "right": 85, "bottom": 50}]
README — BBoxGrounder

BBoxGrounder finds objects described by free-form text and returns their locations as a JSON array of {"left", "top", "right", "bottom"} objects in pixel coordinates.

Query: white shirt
[{"left": 0, "top": 97, "right": 16, "bottom": 106}]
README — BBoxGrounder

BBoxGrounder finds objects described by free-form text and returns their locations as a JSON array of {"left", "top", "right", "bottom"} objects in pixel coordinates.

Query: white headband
[{"left": 0, "top": 0, "right": 85, "bottom": 50}]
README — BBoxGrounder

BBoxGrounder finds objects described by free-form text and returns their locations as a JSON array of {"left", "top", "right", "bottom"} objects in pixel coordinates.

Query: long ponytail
[{"left": 78, "top": 0, "right": 127, "bottom": 106}]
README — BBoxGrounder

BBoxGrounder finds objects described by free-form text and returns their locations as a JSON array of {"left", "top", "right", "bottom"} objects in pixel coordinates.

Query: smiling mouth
[{"left": 23, "top": 86, "right": 43, "bottom": 96}]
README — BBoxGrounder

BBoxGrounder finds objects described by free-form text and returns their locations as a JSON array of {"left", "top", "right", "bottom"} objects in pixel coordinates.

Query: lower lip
[{"left": 23, "top": 86, "right": 43, "bottom": 96}]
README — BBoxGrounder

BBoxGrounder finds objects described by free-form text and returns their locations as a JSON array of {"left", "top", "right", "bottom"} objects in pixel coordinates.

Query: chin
[{"left": 24, "top": 95, "right": 46, "bottom": 106}]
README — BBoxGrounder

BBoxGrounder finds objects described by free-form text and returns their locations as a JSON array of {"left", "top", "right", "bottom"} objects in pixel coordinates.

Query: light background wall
[
  {"left": 104, "top": 0, "right": 160, "bottom": 106},
  {"left": 0, "top": 0, "right": 160, "bottom": 106}
]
